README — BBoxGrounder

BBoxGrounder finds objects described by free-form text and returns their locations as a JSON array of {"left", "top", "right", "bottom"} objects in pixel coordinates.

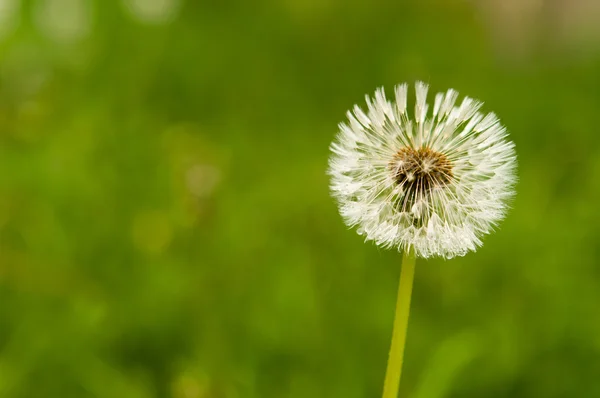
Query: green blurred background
[{"left": 2, "top": 0, "right": 600, "bottom": 397}]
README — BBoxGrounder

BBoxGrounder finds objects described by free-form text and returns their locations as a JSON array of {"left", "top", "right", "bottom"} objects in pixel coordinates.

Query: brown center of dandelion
[{"left": 390, "top": 147, "right": 453, "bottom": 196}]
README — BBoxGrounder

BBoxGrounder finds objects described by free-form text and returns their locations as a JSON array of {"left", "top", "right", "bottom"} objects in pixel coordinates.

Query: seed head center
[{"left": 390, "top": 147, "right": 453, "bottom": 192}]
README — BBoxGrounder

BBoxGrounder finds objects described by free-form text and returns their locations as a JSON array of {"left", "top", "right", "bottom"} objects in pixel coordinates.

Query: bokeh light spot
[
  {"left": 0, "top": 0, "right": 19, "bottom": 39},
  {"left": 123, "top": 0, "right": 181, "bottom": 25},
  {"left": 35, "top": 0, "right": 92, "bottom": 43},
  {"left": 185, "top": 164, "right": 221, "bottom": 199}
]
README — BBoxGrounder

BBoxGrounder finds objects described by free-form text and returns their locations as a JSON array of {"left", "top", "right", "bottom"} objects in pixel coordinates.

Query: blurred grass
[{"left": 2, "top": 0, "right": 600, "bottom": 397}]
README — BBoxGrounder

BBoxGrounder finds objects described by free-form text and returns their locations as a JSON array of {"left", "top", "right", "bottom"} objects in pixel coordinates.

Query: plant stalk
[{"left": 382, "top": 249, "right": 416, "bottom": 398}]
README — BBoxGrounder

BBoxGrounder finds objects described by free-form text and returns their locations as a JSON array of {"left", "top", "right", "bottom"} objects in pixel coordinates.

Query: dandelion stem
[{"left": 382, "top": 249, "right": 416, "bottom": 398}]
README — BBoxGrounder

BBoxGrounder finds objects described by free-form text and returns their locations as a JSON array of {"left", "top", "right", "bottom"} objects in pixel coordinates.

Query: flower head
[{"left": 328, "top": 82, "right": 517, "bottom": 259}]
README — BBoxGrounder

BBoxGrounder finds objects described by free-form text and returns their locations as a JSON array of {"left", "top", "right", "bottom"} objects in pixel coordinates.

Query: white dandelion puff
[{"left": 328, "top": 82, "right": 517, "bottom": 259}]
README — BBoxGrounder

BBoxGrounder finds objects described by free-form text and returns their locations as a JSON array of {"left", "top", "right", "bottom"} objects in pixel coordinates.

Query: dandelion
[{"left": 328, "top": 82, "right": 517, "bottom": 398}]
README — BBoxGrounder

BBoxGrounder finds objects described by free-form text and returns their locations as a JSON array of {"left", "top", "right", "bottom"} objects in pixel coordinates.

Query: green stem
[{"left": 382, "top": 249, "right": 416, "bottom": 398}]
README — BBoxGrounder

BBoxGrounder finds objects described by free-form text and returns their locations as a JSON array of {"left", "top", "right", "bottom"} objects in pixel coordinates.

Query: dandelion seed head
[{"left": 328, "top": 82, "right": 517, "bottom": 259}]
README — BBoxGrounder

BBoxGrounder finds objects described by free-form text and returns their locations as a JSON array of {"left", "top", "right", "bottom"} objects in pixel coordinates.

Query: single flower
[{"left": 329, "top": 82, "right": 517, "bottom": 259}]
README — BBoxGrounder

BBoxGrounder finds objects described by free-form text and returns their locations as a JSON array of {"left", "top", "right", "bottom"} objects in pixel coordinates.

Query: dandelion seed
[{"left": 329, "top": 82, "right": 517, "bottom": 259}]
